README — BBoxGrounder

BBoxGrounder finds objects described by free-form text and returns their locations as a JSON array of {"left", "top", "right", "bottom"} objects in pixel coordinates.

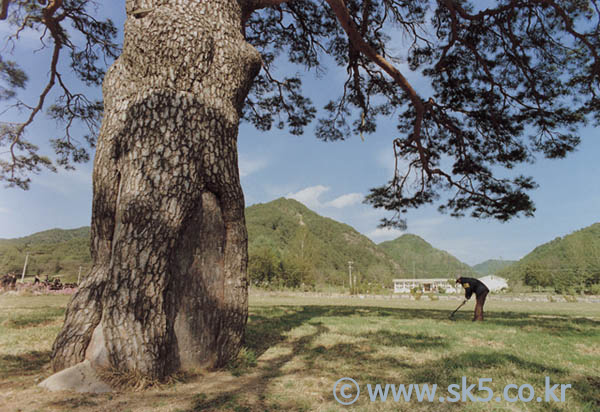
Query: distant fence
[
  {"left": 0, "top": 280, "right": 78, "bottom": 296},
  {"left": 250, "top": 289, "right": 600, "bottom": 303}
]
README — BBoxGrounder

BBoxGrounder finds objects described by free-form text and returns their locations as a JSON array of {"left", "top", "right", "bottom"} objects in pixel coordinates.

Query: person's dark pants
[{"left": 473, "top": 290, "right": 489, "bottom": 321}]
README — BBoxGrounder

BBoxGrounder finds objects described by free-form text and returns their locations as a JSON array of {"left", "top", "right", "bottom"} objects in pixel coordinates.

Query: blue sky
[{"left": 0, "top": 3, "right": 598, "bottom": 266}]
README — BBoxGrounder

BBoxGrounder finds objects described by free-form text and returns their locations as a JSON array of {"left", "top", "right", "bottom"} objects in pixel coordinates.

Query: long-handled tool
[{"left": 449, "top": 299, "right": 467, "bottom": 319}]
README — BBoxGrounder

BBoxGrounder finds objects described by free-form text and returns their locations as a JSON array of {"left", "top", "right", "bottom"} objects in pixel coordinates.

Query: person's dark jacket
[{"left": 456, "top": 277, "right": 489, "bottom": 300}]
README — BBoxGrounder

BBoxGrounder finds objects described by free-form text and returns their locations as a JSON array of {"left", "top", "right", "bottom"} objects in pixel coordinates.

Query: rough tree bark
[{"left": 51, "top": 0, "right": 262, "bottom": 380}]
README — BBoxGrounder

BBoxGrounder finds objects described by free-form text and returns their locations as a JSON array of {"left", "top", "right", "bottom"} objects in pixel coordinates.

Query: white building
[
  {"left": 393, "top": 278, "right": 458, "bottom": 294},
  {"left": 479, "top": 275, "right": 509, "bottom": 292}
]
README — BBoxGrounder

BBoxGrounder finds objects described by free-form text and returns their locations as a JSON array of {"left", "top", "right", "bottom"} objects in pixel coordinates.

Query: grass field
[{"left": 0, "top": 293, "right": 598, "bottom": 411}]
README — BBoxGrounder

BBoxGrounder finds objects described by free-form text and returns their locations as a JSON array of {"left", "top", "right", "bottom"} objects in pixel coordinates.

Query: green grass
[
  {"left": 0, "top": 295, "right": 66, "bottom": 357},
  {"left": 240, "top": 296, "right": 600, "bottom": 412},
  {"left": 0, "top": 294, "right": 598, "bottom": 411}
]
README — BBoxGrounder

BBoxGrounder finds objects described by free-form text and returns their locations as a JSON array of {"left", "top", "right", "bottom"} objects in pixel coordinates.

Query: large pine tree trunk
[{"left": 51, "top": 0, "right": 261, "bottom": 380}]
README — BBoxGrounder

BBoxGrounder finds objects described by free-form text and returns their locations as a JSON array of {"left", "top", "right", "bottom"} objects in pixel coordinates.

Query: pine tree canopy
[{"left": 1, "top": 0, "right": 598, "bottom": 227}]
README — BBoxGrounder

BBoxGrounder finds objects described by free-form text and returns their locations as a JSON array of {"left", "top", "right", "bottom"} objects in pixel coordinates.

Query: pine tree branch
[
  {"left": 324, "top": 0, "right": 426, "bottom": 139},
  {"left": 243, "top": 0, "right": 292, "bottom": 23},
  {"left": 0, "top": 0, "right": 9, "bottom": 20},
  {"left": 4, "top": 0, "right": 64, "bottom": 185},
  {"left": 249, "top": 0, "right": 291, "bottom": 10}
]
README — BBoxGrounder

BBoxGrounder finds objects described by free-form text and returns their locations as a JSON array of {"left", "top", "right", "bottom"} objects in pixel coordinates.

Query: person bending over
[{"left": 456, "top": 276, "right": 489, "bottom": 321}]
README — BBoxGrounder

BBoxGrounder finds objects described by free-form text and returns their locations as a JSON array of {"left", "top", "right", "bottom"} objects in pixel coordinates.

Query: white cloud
[
  {"left": 285, "top": 185, "right": 330, "bottom": 209},
  {"left": 285, "top": 186, "right": 364, "bottom": 211},
  {"left": 325, "top": 193, "right": 363, "bottom": 208},
  {"left": 367, "top": 227, "right": 405, "bottom": 242},
  {"left": 365, "top": 216, "right": 448, "bottom": 245},
  {"left": 239, "top": 156, "right": 267, "bottom": 177}
]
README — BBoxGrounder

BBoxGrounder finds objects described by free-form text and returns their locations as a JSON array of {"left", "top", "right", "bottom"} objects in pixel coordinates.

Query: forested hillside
[
  {"left": 6, "top": 201, "right": 595, "bottom": 293},
  {"left": 497, "top": 223, "right": 600, "bottom": 293},
  {"left": 378, "top": 234, "right": 476, "bottom": 278},
  {"left": 0, "top": 227, "right": 91, "bottom": 280},
  {"left": 246, "top": 198, "right": 400, "bottom": 289}
]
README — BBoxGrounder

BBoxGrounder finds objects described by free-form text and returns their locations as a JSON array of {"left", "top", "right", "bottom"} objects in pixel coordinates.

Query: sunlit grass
[{"left": 0, "top": 293, "right": 598, "bottom": 411}]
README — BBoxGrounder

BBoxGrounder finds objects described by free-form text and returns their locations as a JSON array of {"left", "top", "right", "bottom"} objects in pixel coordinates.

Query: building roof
[
  {"left": 393, "top": 278, "right": 453, "bottom": 282},
  {"left": 478, "top": 275, "right": 509, "bottom": 292}
]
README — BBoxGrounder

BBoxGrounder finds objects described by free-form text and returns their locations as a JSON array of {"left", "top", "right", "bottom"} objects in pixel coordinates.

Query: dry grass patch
[
  {"left": 312, "top": 332, "right": 367, "bottom": 348},
  {"left": 462, "top": 336, "right": 506, "bottom": 349},
  {"left": 575, "top": 343, "right": 600, "bottom": 356},
  {"left": 259, "top": 345, "right": 293, "bottom": 362}
]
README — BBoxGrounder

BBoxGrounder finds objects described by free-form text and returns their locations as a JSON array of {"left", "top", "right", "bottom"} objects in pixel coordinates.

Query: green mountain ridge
[
  {"left": 497, "top": 223, "right": 600, "bottom": 293},
  {"left": 378, "top": 234, "right": 476, "bottom": 278},
  {"left": 0, "top": 227, "right": 92, "bottom": 278},
  {"left": 0, "top": 199, "right": 474, "bottom": 287},
  {"left": 5, "top": 200, "right": 596, "bottom": 293},
  {"left": 246, "top": 198, "right": 400, "bottom": 287},
  {"left": 0, "top": 226, "right": 90, "bottom": 245},
  {"left": 472, "top": 259, "right": 517, "bottom": 276}
]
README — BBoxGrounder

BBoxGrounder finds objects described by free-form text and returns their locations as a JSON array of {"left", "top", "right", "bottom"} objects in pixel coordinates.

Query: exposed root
[{"left": 95, "top": 367, "right": 200, "bottom": 391}]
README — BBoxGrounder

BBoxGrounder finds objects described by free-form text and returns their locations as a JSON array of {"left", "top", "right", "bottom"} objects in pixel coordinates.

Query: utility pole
[
  {"left": 20, "top": 253, "right": 29, "bottom": 282},
  {"left": 77, "top": 266, "right": 82, "bottom": 285},
  {"left": 348, "top": 261, "right": 353, "bottom": 293}
]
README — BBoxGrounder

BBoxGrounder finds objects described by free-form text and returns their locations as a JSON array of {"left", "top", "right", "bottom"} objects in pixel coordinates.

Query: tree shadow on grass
[
  {"left": 571, "top": 375, "right": 600, "bottom": 411},
  {"left": 246, "top": 304, "right": 599, "bottom": 360},
  {"left": 484, "top": 312, "right": 600, "bottom": 337},
  {"left": 244, "top": 305, "right": 328, "bottom": 358},
  {"left": 188, "top": 330, "right": 456, "bottom": 411},
  {"left": 244, "top": 305, "right": 457, "bottom": 358},
  {"left": 191, "top": 303, "right": 599, "bottom": 411},
  {"left": 300, "top": 303, "right": 600, "bottom": 331},
  {"left": 302, "top": 341, "right": 417, "bottom": 386},
  {"left": 359, "top": 330, "right": 449, "bottom": 351},
  {"left": 408, "top": 352, "right": 566, "bottom": 387},
  {"left": 19, "top": 303, "right": 597, "bottom": 411},
  {"left": 189, "top": 318, "right": 332, "bottom": 411},
  {"left": 188, "top": 307, "right": 455, "bottom": 411},
  {"left": 45, "top": 396, "right": 101, "bottom": 409},
  {"left": 0, "top": 350, "right": 50, "bottom": 379},
  {"left": 404, "top": 351, "right": 599, "bottom": 411}
]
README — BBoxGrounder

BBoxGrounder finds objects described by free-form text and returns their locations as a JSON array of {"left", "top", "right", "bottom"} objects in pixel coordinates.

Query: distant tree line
[
  {"left": 522, "top": 263, "right": 600, "bottom": 295},
  {"left": 248, "top": 247, "right": 315, "bottom": 290}
]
